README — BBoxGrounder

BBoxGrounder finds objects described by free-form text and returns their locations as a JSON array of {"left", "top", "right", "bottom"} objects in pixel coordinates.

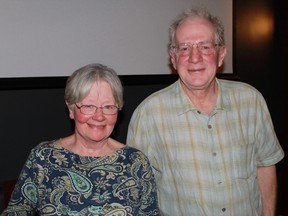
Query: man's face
[{"left": 170, "top": 17, "right": 226, "bottom": 91}]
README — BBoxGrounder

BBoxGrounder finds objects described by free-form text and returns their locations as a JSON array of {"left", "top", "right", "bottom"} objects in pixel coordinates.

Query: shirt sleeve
[
  {"left": 2, "top": 149, "right": 40, "bottom": 215},
  {"left": 255, "top": 93, "right": 284, "bottom": 166},
  {"left": 135, "top": 151, "right": 160, "bottom": 215}
]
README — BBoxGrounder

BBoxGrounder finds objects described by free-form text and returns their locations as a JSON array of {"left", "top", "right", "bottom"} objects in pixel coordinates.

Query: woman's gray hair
[
  {"left": 65, "top": 63, "right": 124, "bottom": 109},
  {"left": 169, "top": 8, "right": 225, "bottom": 48}
]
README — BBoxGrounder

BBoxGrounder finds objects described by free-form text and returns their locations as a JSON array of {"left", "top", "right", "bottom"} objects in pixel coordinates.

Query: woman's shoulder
[
  {"left": 122, "top": 145, "right": 150, "bottom": 162},
  {"left": 123, "top": 145, "right": 143, "bottom": 153},
  {"left": 30, "top": 139, "right": 62, "bottom": 155}
]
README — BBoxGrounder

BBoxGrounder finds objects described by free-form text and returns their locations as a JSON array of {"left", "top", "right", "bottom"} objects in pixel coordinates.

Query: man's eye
[
  {"left": 179, "top": 46, "right": 189, "bottom": 51},
  {"left": 199, "top": 43, "right": 213, "bottom": 50},
  {"left": 202, "top": 45, "right": 210, "bottom": 50}
]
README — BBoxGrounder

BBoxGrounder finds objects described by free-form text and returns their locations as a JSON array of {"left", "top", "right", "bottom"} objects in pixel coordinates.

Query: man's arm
[{"left": 257, "top": 165, "right": 277, "bottom": 216}]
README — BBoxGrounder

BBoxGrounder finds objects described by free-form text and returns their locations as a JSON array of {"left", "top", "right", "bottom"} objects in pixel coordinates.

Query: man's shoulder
[
  {"left": 218, "top": 78, "right": 266, "bottom": 108},
  {"left": 218, "top": 78, "right": 260, "bottom": 94}
]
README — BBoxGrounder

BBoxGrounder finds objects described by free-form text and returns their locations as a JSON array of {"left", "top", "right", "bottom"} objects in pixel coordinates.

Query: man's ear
[
  {"left": 218, "top": 46, "right": 227, "bottom": 67},
  {"left": 169, "top": 49, "right": 177, "bottom": 70}
]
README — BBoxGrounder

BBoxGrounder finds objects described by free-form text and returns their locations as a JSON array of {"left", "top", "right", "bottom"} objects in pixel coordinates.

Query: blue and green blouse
[{"left": 2, "top": 140, "right": 160, "bottom": 215}]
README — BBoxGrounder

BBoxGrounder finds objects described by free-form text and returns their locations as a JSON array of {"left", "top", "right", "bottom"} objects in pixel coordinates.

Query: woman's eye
[{"left": 104, "top": 105, "right": 114, "bottom": 110}]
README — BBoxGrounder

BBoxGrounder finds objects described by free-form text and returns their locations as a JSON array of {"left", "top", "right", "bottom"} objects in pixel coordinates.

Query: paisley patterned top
[{"left": 2, "top": 140, "right": 160, "bottom": 216}]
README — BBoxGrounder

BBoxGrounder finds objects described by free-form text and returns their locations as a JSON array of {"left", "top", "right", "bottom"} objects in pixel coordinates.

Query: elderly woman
[{"left": 2, "top": 63, "right": 160, "bottom": 216}]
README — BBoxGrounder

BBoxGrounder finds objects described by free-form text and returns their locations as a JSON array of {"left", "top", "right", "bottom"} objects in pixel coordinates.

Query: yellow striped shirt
[{"left": 127, "top": 79, "right": 284, "bottom": 216}]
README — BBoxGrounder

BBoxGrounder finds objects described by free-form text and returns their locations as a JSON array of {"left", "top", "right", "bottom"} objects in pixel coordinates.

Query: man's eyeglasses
[
  {"left": 75, "top": 104, "right": 120, "bottom": 115},
  {"left": 172, "top": 42, "right": 219, "bottom": 55}
]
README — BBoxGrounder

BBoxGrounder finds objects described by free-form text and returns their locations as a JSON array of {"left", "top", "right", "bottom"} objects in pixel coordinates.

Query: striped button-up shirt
[{"left": 127, "top": 79, "right": 284, "bottom": 216}]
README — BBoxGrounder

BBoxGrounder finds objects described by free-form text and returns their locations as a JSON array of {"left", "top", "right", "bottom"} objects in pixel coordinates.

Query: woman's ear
[{"left": 66, "top": 101, "right": 75, "bottom": 119}]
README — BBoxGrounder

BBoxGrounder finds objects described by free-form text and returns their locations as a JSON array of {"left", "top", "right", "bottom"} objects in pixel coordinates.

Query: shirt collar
[
  {"left": 216, "top": 78, "right": 232, "bottom": 111},
  {"left": 175, "top": 78, "right": 232, "bottom": 115}
]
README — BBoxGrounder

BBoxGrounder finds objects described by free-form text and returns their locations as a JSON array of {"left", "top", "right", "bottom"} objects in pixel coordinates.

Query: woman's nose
[{"left": 92, "top": 109, "right": 105, "bottom": 120}]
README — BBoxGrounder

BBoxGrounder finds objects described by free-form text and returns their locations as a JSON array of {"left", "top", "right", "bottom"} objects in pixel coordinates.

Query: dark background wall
[
  {"left": 234, "top": 0, "right": 287, "bottom": 215},
  {"left": 0, "top": 0, "right": 287, "bottom": 214}
]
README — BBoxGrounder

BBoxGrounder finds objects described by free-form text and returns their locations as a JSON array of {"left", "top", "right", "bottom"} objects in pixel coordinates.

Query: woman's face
[{"left": 68, "top": 80, "right": 118, "bottom": 143}]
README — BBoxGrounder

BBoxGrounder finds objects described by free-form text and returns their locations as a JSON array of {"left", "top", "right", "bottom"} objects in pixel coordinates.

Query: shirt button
[
  {"left": 208, "top": 124, "right": 212, "bottom": 129},
  {"left": 222, "top": 208, "right": 226, "bottom": 212}
]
